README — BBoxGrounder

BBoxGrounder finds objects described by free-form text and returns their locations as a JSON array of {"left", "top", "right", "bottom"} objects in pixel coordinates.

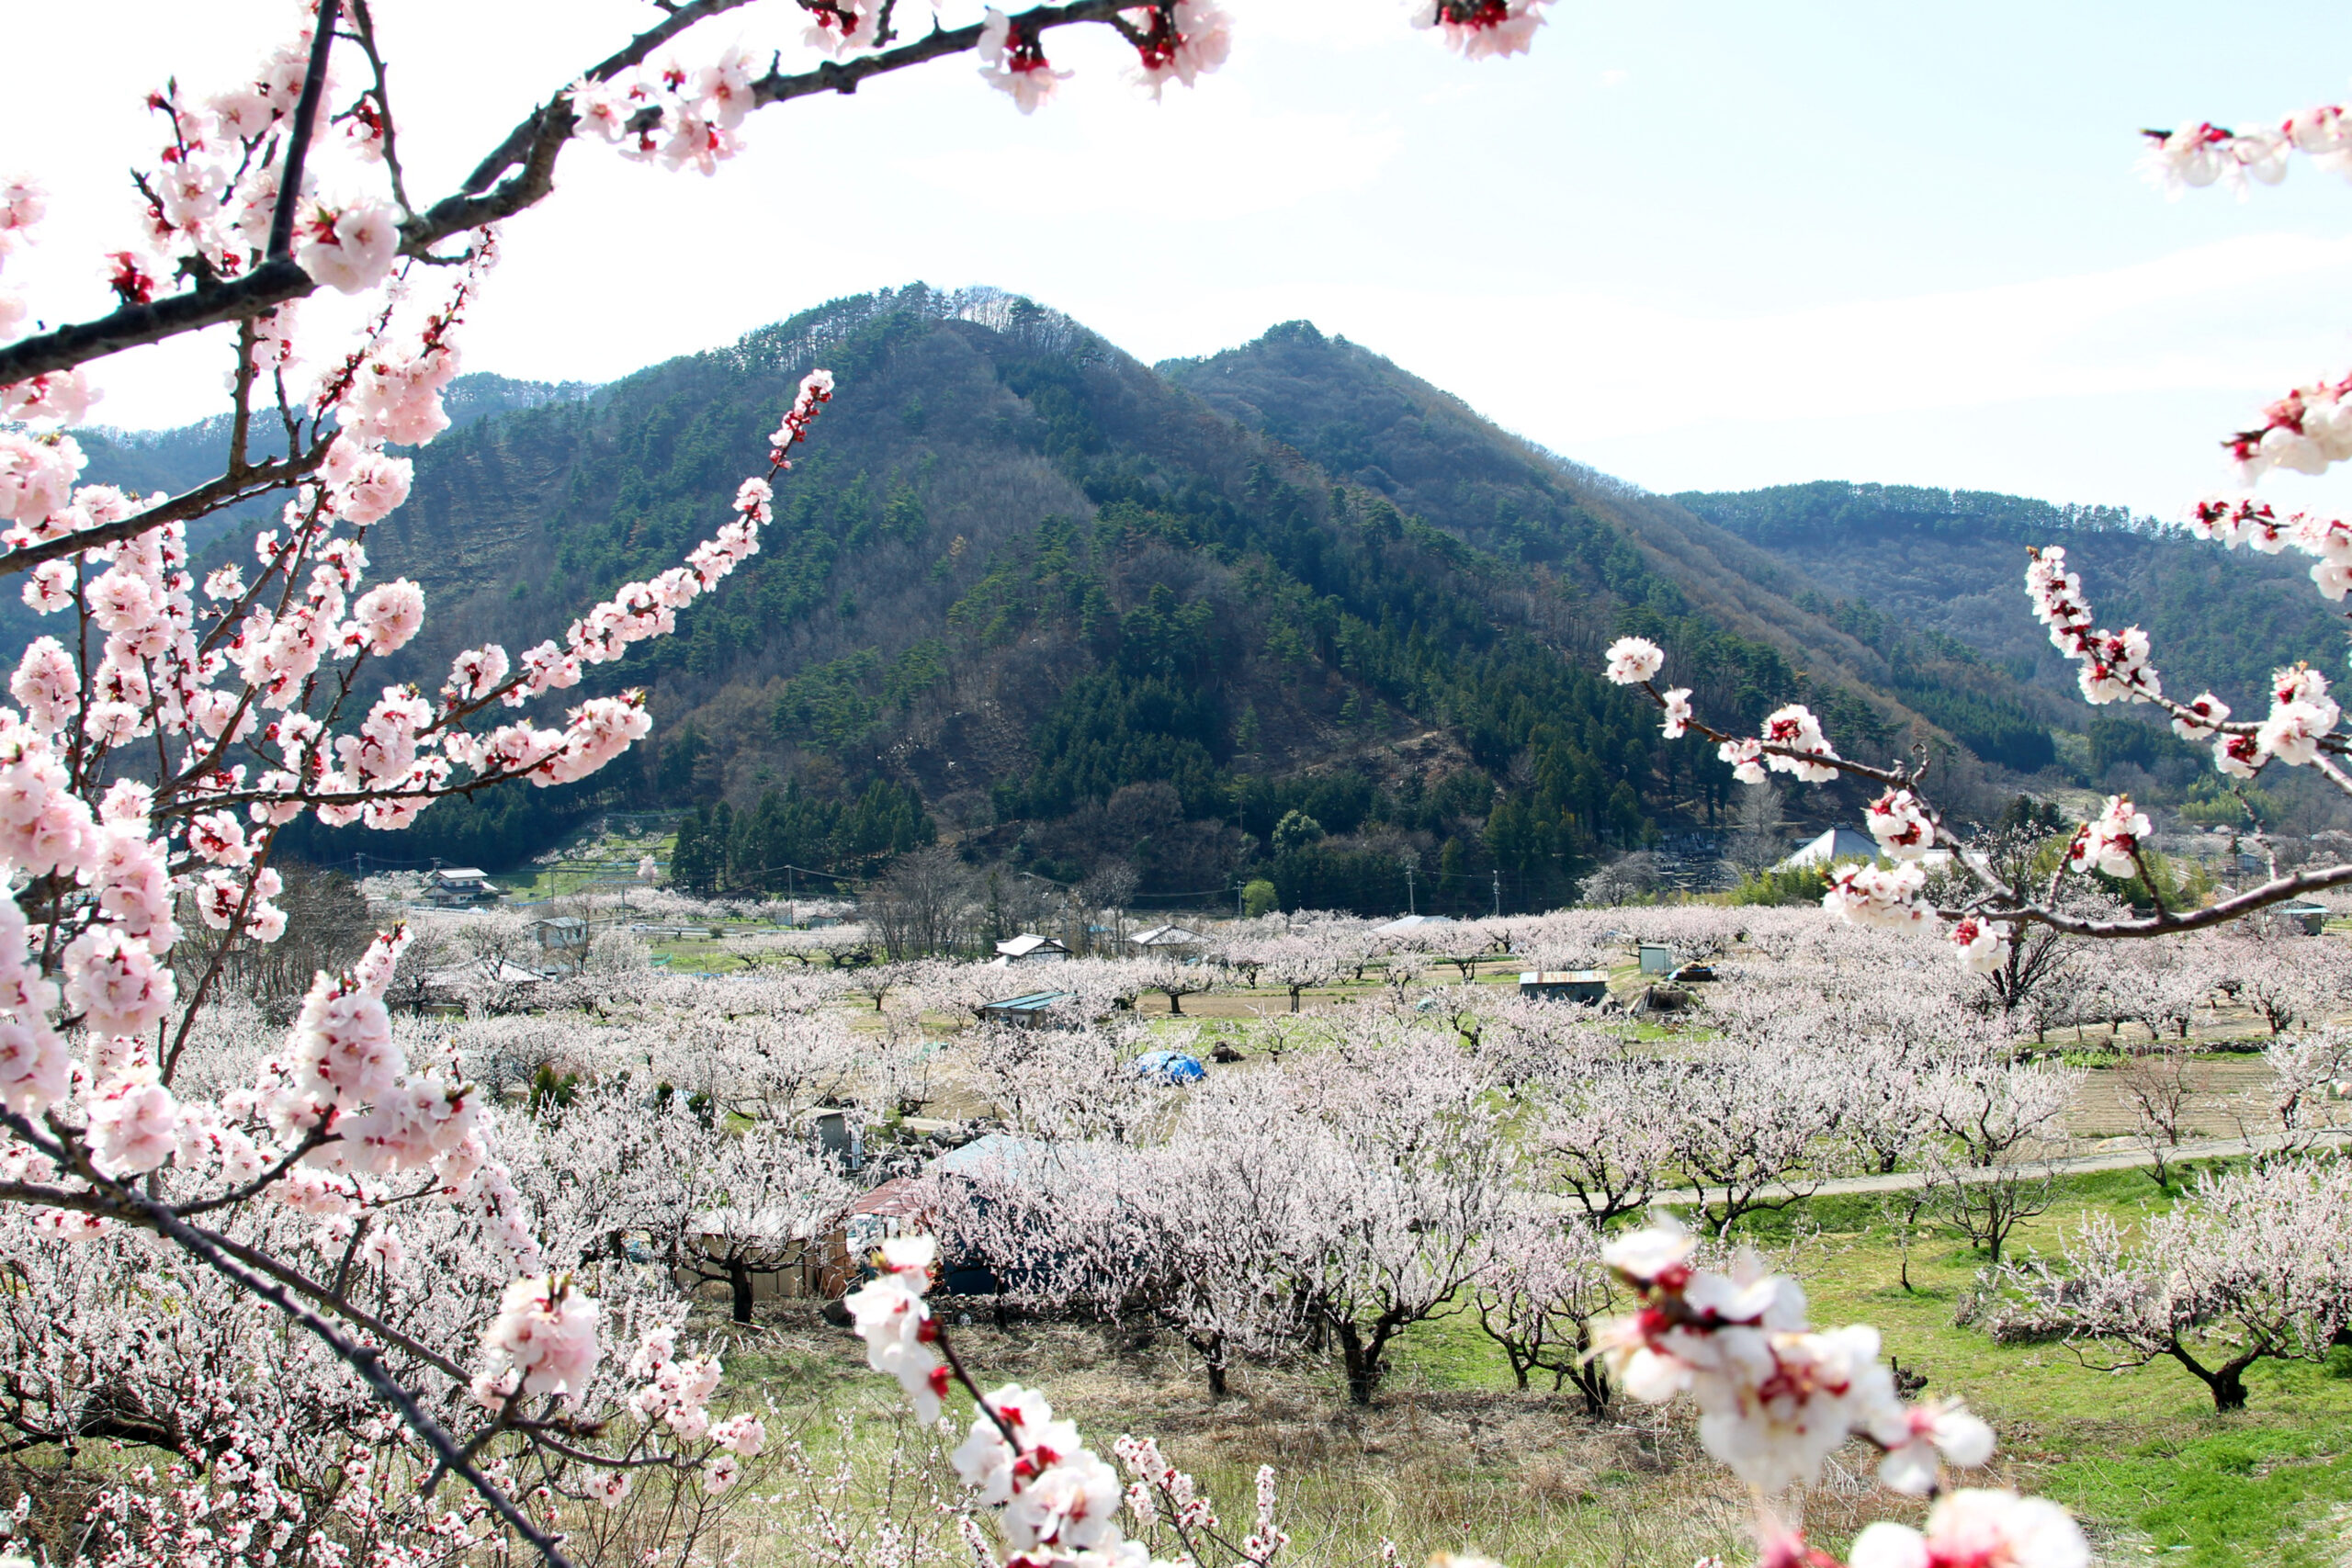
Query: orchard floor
[{"left": 693, "top": 1168, "right": 2352, "bottom": 1568}]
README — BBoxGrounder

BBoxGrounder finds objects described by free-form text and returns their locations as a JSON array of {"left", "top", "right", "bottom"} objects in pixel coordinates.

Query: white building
[
  {"left": 427, "top": 866, "right": 499, "bottom": 905},
  {"left": 1127, "top": 923, "right": 1207, "bottom": 958},
  {"left": 992, "top": 932, "right": 1070, "bottom": 964},
  {"left": 1372, "top": 913, "right": 1454, "bottom": 937},
  {"left": 1773, "top": 829, "right": 1883, "bottom": 871}
]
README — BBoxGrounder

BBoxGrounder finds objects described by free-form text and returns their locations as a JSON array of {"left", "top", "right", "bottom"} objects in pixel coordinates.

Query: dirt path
[{"left": 1646, "top": 1124, "right": 2351, "bottom": 1208}]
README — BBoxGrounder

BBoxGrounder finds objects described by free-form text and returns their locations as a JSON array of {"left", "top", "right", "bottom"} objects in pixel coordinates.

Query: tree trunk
[
  {"left": 1187, "top": 1331, "right": 1231, "bottom": 1398},
  {"left": 1334, "top": 1322, "right": 1379, "bottom": 1405},
  {"left": 2169, "top": 1342, "right": 2256, "bottom": 1412},
  {"left": 1166, "top": 989, "right": 1183, "bottom": 1017},
  {"left": 728, "top": 1262, "right": 755, "bottom": 1325},
  {"left": 1563, "top": 1359, "right": 1611, "bottom": 1418}
]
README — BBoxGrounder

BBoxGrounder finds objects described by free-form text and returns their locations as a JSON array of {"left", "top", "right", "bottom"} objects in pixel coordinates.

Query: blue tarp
[{"left": 1132, "top": 1050, "right": 1206, "bottom": 1084}]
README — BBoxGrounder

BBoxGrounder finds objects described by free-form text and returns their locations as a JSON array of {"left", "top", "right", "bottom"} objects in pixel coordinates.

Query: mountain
[
  {"left": 1161, "top": 326, "right": 2069, "bottom": 781},
  {"left": 39, "top": 288, "right": 2347, "bottom": 909},
  {"left": 1674, "top": 481, "right": 2352, "bottom": 826}
]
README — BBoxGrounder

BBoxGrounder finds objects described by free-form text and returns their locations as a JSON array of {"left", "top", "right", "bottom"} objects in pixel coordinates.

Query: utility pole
[
  {"left": 1404, "top": 862, "right": 1416, "bottom": 917},
  {"left": 1493, "top": 868, "right": 1501, "bottom": 919}
]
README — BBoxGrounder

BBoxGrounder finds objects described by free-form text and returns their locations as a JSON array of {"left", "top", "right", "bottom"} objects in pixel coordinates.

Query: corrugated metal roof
[{"left": 982, "top": 990, "right": 1075, "bottom": 1010}]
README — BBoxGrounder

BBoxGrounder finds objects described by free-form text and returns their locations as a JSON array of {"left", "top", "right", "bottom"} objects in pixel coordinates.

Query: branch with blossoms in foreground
[
  {"left": 0, "top": 0, "right": 1556, "bottom": 409},
  {"left": 1591, "top": 99, "right": 2352, "bottom": 962},
  {"left": 2136, "top": 98, "right": 2352, "bottom": 484},
  {"left": 0, "top": 365, "right": 829, "bottom": 1563},
  {"left": 849, "top": 1220, "right": 2086, "bottom": 1568},
  {"left": 1603, "top": 547, "right": 2352, "bottom": 962}
]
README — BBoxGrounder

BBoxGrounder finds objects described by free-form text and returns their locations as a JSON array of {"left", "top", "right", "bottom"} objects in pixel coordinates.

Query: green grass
[{"left": 2042, "top": 1425, "right": 2352, "bottom": 1568}]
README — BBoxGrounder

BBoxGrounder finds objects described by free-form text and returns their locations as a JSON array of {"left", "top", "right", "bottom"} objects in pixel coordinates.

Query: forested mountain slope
[
  {"left": 1163, "top": 326, "right": 2073, "bottom": 779},
  {"left": 42, "top": 289, "right": 2332, "bottom": 908},
  {"left": 1675, "top": 481, "right": 2345, "bottom": 723},
  {"left": 330, "top": 286, "right": 1808, "bottom": 910}
]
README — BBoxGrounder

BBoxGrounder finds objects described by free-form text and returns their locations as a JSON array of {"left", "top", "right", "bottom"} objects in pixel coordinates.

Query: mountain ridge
[{"left": 32, "top": 287, "right": 2345, "bottom": 907}]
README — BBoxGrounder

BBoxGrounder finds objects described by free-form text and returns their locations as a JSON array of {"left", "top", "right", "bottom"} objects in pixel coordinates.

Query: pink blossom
[
  {"left": 802, "top": 0, "right": 881, "bottom": 57},
  {"left": 3, "top": 367, "right": 98, "bottom": 425},
  {"left": 1128, "top": 1, "right": 1233, "bottom": 98},
  {"left": 20, "top": 560, "right": 74, "bottom": 615},
  {"left": 846, "top": 1233, "right": 949, "bottom": 1422},
  {"left": 446, "top": 644, "right": 510, "bottom": 702},
  {"left": 1823, "top": 862, "right": 1928, "bottom": 931},
  {"left": 85, "top": 1068, "right": 183, "bottom": 1176},
  {"left": 1411, "top": 0, "right": 1554, "bottom": 60},
  {"left": 1718, "top": 737, "right": 1766, "bottom": 785},
  {"left": 1870, "top": 1399, "right": 1996, "bottom": 1496},
  {"left": 1849, "top": 1490, "right": 2087, "bottom": 1568},
  {"left": 1864, "top": 788, "right": 1935, "bottom": 861},
  {"left": 978, "top": 8, "right": 1073, "bottom": 114},
  {"left": 1759, "top": 704, "right": 1839, "bottom": 784},
  {"left": 295, "top": 199, "right": 401, "bottom": 295},
  {"left": 0, "top": 430, "right": 85, "bottom": 523},
  {"left": 2138, "top": 122, "right": 2287, "bottom": 198},
  {"left": 2171, "top": 692, "right": 2231, "bottom": 739},
  {"left": 281, "top": 971, "right": 400, "bottom": 1117},
  {"left": 2215, "top": 731, "right": 2265, "bottom": 779},
  {"left": 350, "top": 580, "right": 424, "bottom": 655},
  {"left": 1949, "top": 916, "right": 2009, "bottom": 976},
  {"left": 1658, "top": 687, "right": 1693, "bottom": 739},
  {"left": 710, "top": 1411, "right": 766, "bottom": 1457},
  {"left": 0, "top": 1017, "right": 68, "bottom": 1116},
  {"left": 1001, "top": 1451, "right": 1125, "bottom": 1554},
  {"left": 1603, "top": 636, "right": 1665, "bottom": 685},
  {"left": 335, "top": 447, "right": 413, "bottom": 525},
  {"left": 479, "top": 1274, "right": 601, "bottom": 1404},
  {"left": 2068, "top": 795, "right": 2150, "bottom": 880},
  {"left": 63, "top": 927, "right": 175, "bottom": 1039},
  {"left": 955, "top": 1384, "right": 1081, "bottom": 1505},
  {"left": 10, "top": 637, "right": 76, "bottom": 732}
]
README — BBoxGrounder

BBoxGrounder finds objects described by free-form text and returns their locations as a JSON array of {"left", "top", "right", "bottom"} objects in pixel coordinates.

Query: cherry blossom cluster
[
  {"left": 613, "top": 1323, "right": 765, "bottom": 1499},
  {"left": 2212, "top": 372, "right": 2352, "bottom": 484},
  {"left": 2023, "top": 547, "right": 2160, "bottom": 707},
  {"left": 120, "top": 19, "right": 410, "bottom": 303},
  {"left": 1408, "top": 0, "right": 1555, "bottom": 62},
  {"left": 1822, "top": 862, "right": 1929, "bottom": 933},
  {"left": 845, "top": 1234, "right": 954, "bottom": 1421},
  {"left": 2140, "top": 101, "right": 2352, "bottom": 199},
  {"left": 2153, "top": 105, "right": 2352, "bottom": 481},
  {"left": 475, "top": 1272, "right": 602, "bottom": 1408},
  {"left": 1114, "top": 1438, "right": 1288, "bottom": 1567},
  {"left": 571, "top": 43, "right": 763, "bottom": 175},
  {"left": 850, "top": 1235, "right": 1194, "bottom": 1568},
  {"left": 1596, "top": 1215, "right": 2082, "bottom": 1566},
  {"left": 976, "top": 8, "right": 1081, "bottom": 115},
  {"left": 2065, "top": 795, "right": 2151, "bottom": 882}
]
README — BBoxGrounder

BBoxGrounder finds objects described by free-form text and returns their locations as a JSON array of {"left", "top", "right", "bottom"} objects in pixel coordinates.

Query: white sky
[{"left": 10, "top": 0, "right": 2352, "bottom": 515}]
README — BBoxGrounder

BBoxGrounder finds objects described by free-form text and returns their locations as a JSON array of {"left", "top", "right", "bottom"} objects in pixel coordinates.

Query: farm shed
[
  {"left": 978, "top": 990, "right": 1077, "bottom": 1027},
  {"left": 1518, "top": 970, "right": 1608, "bottom": 1003}
]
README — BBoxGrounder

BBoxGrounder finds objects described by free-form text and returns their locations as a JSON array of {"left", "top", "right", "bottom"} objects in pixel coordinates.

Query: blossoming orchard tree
[{"left": 1596, "top": 103, "right": 2352, "bottom": 968}]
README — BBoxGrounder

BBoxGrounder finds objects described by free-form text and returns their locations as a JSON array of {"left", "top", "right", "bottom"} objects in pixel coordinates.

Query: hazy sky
[{"left": 12, "top": 1, "right": 2352, "bottom": 516}]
